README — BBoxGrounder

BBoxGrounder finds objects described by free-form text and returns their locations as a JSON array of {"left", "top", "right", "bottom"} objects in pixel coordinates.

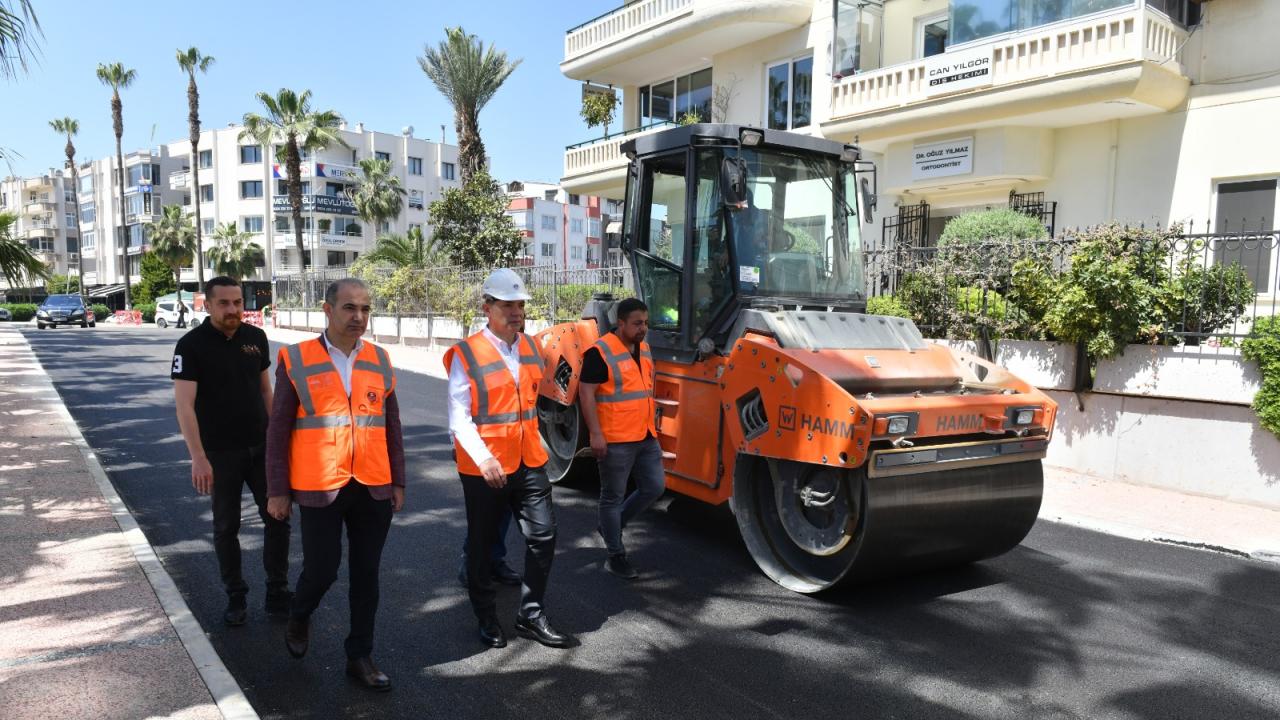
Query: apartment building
[
  {"left": 68, "top": 123, "right": 461, "bottom": 307},
  {"left": 560, "top": 0, "right": 1276, "bottom": 288},
  {"left": 0, "top": 171, "right": 80, "bottom": 290},
  {"left": 504, "top": 181, "right": 606, "bottom": 268}
]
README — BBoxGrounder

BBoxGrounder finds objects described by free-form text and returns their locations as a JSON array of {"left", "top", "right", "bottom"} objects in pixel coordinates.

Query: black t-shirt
[
  {"left": 171, "top": 320, "right": 271, "bottom": 452},
  {"left": 580, "top": 342, "right": 642, "bottom": 385}
]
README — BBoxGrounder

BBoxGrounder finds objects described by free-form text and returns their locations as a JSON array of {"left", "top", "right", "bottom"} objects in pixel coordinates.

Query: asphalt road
[{"left": 23, "top": 325, "right": 1280, "bottom": 720}]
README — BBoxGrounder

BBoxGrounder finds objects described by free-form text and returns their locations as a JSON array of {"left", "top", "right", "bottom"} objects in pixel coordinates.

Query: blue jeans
[{"left": 598, "top": 435, "right": 666, "bottom": 556}]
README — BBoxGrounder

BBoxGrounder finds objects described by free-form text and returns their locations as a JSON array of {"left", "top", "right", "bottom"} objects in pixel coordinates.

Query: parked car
[
  {"left": 0, "top": 307, "right": 10, "bottom": 321},
  {"left": 36, "top": 295, "right": 95, "bottom": 329},
  {"left": 155, "top": 300, "right": 208, "bottom": 329}
]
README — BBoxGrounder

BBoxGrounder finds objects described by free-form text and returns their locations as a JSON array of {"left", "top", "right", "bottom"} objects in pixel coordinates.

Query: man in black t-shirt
[{"left": 172, "top": 276, "right": 291, "bottom": 626}]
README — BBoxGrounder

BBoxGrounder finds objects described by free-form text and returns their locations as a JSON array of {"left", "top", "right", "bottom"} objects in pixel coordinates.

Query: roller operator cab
[{"left": 536, "top": 125, "right": 1057, "bottom": 593}]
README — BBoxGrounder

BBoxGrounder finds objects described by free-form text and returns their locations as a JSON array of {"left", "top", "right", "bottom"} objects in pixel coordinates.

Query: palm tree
[
  {"left": 146, "top": 205, "right": 196, "bottom": 306},
  {"left": 96, "top": 62, "right": 137, "bottom": 309},
  {"left": 418, "top": 27, "right": 521, "bottom": 184},
  {"left": 0, "top": 211, "right": 51, "bottom": 295},
  {"left": 177, "top": 47, "right": 215, "bottom": 287},
  {"left": 362, "top": 226, "right": 438, "bottom": 269},
  {"left": 49, "top": 117, "right": 85, "bottom": 301},
  {"left": 347, "top": 158, "right": 405, "bottom": 234},
  {"left": 240, "top": 88, "right": 348, "bottom": 303},
  {"left": 207, "top": 221, "right": 264, "bottom": 281},
  {"left": 0, "top": 0, "right": 40, "bottom": 81}
]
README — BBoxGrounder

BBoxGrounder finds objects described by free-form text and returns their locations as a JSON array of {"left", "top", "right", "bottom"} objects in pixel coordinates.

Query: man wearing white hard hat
[{"left": 444, "top": 268, "right": 575, "bottom": 649}]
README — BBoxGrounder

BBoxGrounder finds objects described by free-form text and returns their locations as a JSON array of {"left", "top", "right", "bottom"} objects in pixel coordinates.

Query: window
[
  {"left": 541, "top": 215, "right": 558, "bottom": 230},
  {"left": 378, "top": 221, "right": 390, "bottom": 234},
  {"left": 242, "top": 216, "right": 264, "bottom": 233},
  {"left": 66, "top": 236, "right": 78, "bottom": 253},
  {"left": 78, "top": 174, "right": 93, "bottom": 193},
  {"left": 327, "top": 250, "right": 345, "bottom": 267},
  {"left": 1215, "top": 179, "right": 1276, "bottom": 292},
  {"left": 833, "top": 0, "right": 883, "bottom": 78},
  {"left": 409, "top": 157, "right": 423, "bottom": 175},
  {"left": 571, "top": 218, "right": 584, "bottom": 234},
  {"left": 508, "top": 211, "right": 532, "bottom": 230},
  {"left": 82, "top": 231, "right": 94, "bottom": 250},
  {"left": 326, "top": 182, "right": 343, "bottom": 197},
  {"left": 276, "top": 179, "right": 310, "bottom": 195},
  {"left": 66, "top": 212, "right": 76, "bottom": 227},
  {"left": 918, "top": 13, "right": 948, "bottom": 58},
  {"left": 408, "top": 223, "right": 422, "bottom": 234},
  {"left": 568, "top": 193, "right": 581, "bottom": 205},
  {"left": 541, "top": 243, "right": 555, "bottom": 258},
  {"left": 375, "top": 151, "right": 391, "bottom": 164},
  {"left": 200, "top": 184, "right": 214, "bottom": 203},
  {"left": 240, "top": 145, "right": 262, "bottom": 164},
  {"left": 441, "top": 162, "right": 456, "bottom": 180},
  {"left": 949, "top": 0, "right": 1133, "bottom": 46},
  {"left": 275, "top": 215, "right": 290, "bottom": 232},
  {"left": 570, "top": 246, "right": 583, "bottom": 260},
  {"left": 767, "top": 56, "right": 813, "bottom": 130},
  {"left": 640, "top": 68, "right": 712, "bottom": 126},
  {"left": 1147, "top": 0, "right": 1201, "bottom": 27},
  {"left": 199, "top": 149, "right": 213, "bottom": 169},
  {"left": 334, "top": 217, "right": 360, "bottom": 235},
  {"left": 202, "top": 218, "right": 215, "bottom": 236},
  {"left": 544, "top": 189, "right": 558, "bottom": 202},
  {"left": 633, "top": 152, "right": 687, "bottom": 333},
  {"left": 408, "top": 190, "right": 424, "bottom": 209},
  {"left": 240, "top": 180, "right": 264, "bottom": 199},
  {"left": 128, "top": 224, "right": 145, "bottom": 247},
  {"left": 274, "top": 145, "right": 311, "bottom": 162},
  {"left": 589, "top": 218, "right": 601, "bottom": 237}
]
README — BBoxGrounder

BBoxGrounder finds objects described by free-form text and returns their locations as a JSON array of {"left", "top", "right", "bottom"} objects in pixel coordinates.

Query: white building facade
[
  {"left": 505, "top": 181, "right": 606, "bottom": 268},
  {"left": 560, "top": 0, "right": 1277, "bottom": 291},
  {"left": 66, "top": 123, "right": 460, "bottom": 306},
  {"left": 0, "top": 171, "right": 80, "bottom": 291}
]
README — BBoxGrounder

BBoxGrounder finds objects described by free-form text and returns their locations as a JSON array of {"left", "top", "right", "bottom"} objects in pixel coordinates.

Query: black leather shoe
[
  {"left": 491, "top": 560, "right": 522, "bottom": 586},
  {"left": 479, "top": 617, "right": 507, "bottom": 648},
  {"left": 264, "top": 589, "right": 294, "bottom": 618},
  {"left": 606, "top": 553, "right": 639, "bottom": 580},
  {"left": 285, "top": 616, "right": 309, "bottom": 658},
  {"left": 223, "top": 597, "right": 247, "bottom": 627},
  {"left": 346, "top": 656, "right": 391, "bottom": 692},
  {"left": 514, "top": 615, "right": 574, "bottom": 649}
]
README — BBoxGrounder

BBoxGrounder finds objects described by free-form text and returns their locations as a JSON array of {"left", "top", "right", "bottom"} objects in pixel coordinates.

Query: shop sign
[
  {"left": 912, "top": 137, "right": 974, "bottom": 181},
  {"left": 924, "top": 47, "right": 993, "bottom": 97}
]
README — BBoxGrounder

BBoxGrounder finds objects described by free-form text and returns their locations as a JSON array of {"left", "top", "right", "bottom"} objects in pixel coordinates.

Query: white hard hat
[{"left": 481, "top": 268, "right": 531, "bottom": 301}]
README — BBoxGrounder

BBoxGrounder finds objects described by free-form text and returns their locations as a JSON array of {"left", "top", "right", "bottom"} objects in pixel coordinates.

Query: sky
[{"left": 0, "top": 0, "right": 618, "bottom": 184}]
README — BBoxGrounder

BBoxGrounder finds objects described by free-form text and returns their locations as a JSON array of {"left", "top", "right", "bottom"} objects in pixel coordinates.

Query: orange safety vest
[
  {"left": 591, "top": 332, "right": 657, "bottom": 443},
  {"left": 444, "top": 331, "right": 548, "bottom": 475},
  {"left": 280, "top": 337, "right": 396, "bottom": 492}
]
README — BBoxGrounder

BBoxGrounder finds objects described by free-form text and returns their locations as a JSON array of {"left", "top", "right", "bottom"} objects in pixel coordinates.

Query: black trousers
[
  {"left": 291, "top": 481, "right": 392, "bottom": 660},
  {"left": 460, "top": 464, "right": 557, "bottom": 621},
  {"left": 208, "top": 443, "right": 290, "bottom": 599}
]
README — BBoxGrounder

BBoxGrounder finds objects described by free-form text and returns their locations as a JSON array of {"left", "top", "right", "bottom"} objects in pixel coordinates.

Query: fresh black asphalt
[{"left": 24, "top": 326, "right": 1280, "bottom": 720}]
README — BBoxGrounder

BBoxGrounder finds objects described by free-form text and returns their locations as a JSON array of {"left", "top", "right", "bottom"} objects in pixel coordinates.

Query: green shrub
[
  {"left": 90, "top": 304, "right": 110, "bottom": 321},
  {"left": 1005, "top": 257, "right": 1059, "bottom": 340},
  {"left": 135, "top": 303, "right": 156, "bottom": 324},
  {"left": 866, "top": 295, "right": 911, "bottom": 318},
  {"left": 1242, "top": 315, "right": 1280, "bottom": 438},
  {"left": 938, "top": 209, "right": 1050, "bottom": 283},
  {"left": 1044, "top": 224, "right": 1173, "bottom": 358},
  {"left": 1164, "top": 254, "right": 1255, "bottom": 344},
  {"left": 1, "top": 303, "right": 37, "bottom": 322},
  {"left": 939, "top": 208, "right": 1050, "bottom": 245}
]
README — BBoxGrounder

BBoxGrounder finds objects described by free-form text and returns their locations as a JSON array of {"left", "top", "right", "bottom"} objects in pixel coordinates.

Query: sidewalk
[
  {"left": 265, "top": 324, "right": 1280, "bottom": 564},
  {"left": 0, "top": 326, "right": 256, "bottom": 720}
]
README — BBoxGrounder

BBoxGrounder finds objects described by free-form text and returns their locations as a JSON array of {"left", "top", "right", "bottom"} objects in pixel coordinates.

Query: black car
[{"left": 36, "top": 294, "right": 96, "bottom": 329}]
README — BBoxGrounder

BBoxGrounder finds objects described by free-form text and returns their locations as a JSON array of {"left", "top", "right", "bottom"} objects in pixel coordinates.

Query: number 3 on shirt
[{"left": 172, "top": 355, "right": 183, "bottom": 374}]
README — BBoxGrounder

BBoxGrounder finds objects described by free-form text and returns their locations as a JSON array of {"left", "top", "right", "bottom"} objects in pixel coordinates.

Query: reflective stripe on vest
[
  {"left": 444, "top": 332, "right": 548, "bottom": 475},
  {"left": 281, "top": 338, "right": 396, "bottom": 491},
  {"left": 592, "top": 333, "right": 657, "bottom": 443}
]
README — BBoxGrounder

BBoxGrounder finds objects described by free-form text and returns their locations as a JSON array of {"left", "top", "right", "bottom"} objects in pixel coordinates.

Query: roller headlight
[
  {"left": 1014, "top": 409, "right": 1035, "bottom": 426},
  {"left": 886, "top": 416, "right": 911, "bottom": 435}
]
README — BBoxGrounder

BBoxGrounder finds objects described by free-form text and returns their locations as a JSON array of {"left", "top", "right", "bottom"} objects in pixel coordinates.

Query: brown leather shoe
[
  {"left": 346, "top": 656, "right": 391, "bottom": 692},
  {"left": 285, "top": 616, "right": 309, "bottom": 659}
]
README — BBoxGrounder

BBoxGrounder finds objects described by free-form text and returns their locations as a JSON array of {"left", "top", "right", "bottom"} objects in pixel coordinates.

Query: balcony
[
  {"left": 562, "top": 0, "right": 810, "bottom": 84},
  {"left": 271, "top": 231, "right": 364, "bottom": 251},
  {"left": 24, "top": 200, "right": 55, "bottom": 216},
  {"left": 562, "top": 122, "right": 674, "bottom": 196},
  {"left": 825, "top": 6, "right": 1191, "bottom": 149},
  {"left": 169, "top": 170, "right": 190, "bottom": 189},
  {"left": 22, "top": 226, "right": 55, "bottom": 240},
  {"left": 22, "top": 176, "right": 54, "bottom": 191}
]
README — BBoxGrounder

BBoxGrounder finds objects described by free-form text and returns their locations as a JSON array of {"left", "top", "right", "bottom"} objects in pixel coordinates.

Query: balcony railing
[
  {"left": 271, "top": 231, "right": 364, "bottom": 250},
  {"left": 24, "top": 201, "right": 55, "bottom": 215},
  {"left": 564, "top": 122, "right": 675, "bottom": 178},
  {"left": 169, "top": 170, "right": 190, "bottom": 189},
  {"left": 564, "top": 0, "right": 694, "bottom": 61},
  {"left": 830, "top": 6, "right": 1186, "bottom": 120},
  {"left": 22, "top": 176, "right": 53, "bottom": 190}
]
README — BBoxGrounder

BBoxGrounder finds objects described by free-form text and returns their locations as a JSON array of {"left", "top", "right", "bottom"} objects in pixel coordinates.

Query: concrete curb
[
  {"left": 1039, "top": 512, "right": 1280, "bottom": 564},
  {"left": 22, "top": 331, "right": 259, "bottom": 720}
]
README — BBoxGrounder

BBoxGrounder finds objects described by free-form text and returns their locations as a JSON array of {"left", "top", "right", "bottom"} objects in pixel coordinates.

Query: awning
[
  {"left": 605, "top": 221, "right": 622, "bottom": 235},
  {"left": 87, "top": 284, "right": 128, "bottom": 298}
]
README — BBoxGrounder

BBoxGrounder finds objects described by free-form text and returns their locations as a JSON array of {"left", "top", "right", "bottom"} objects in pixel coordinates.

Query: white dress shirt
[
  {"left": 447, "top": 327, "right": 524, "bottom": 467},
  {"left": 320, "top": 331, "right": 363, "bottom": 396}
]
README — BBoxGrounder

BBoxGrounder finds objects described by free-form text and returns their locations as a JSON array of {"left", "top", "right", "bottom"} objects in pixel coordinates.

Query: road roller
[{"left": 535, "top": 124, "right": 1057, "bottom": 593}]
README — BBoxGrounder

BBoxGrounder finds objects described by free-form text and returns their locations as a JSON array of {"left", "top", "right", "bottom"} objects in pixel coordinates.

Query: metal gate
[
  {"left": 1009, "top": 191, "right": 1057, "bottom": 237},
  {"left": 876, "top": 202, "right": 930, "bottom": 294}
]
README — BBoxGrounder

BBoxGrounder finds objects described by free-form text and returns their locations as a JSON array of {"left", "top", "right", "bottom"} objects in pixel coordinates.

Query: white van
[{"left": 155, "top": 300, "right": 208, "bottom": 329}]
